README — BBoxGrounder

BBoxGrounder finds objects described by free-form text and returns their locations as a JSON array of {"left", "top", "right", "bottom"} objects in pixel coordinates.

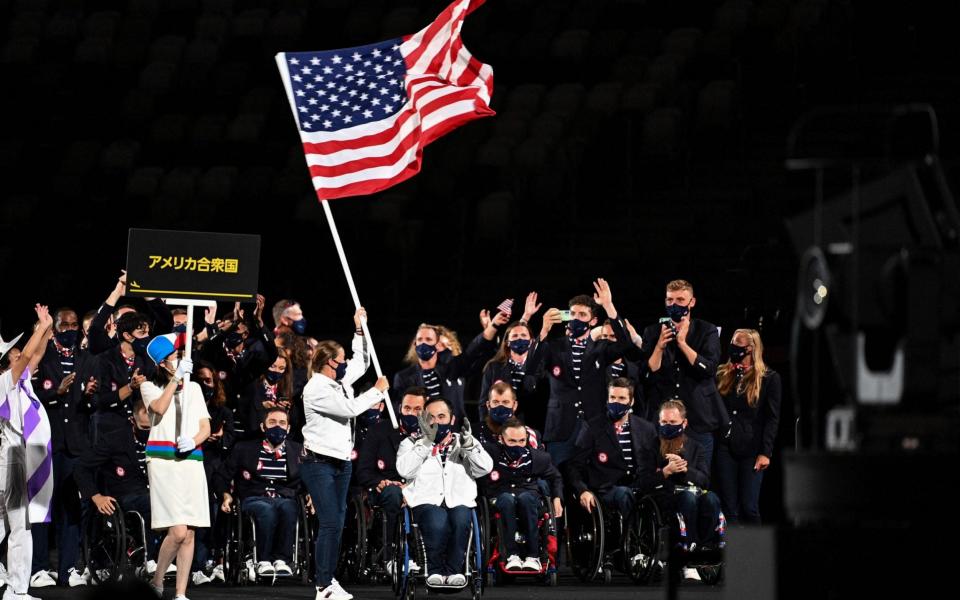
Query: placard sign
[{"left": 125, "top": 228, "right": 260, "bottom": 301}]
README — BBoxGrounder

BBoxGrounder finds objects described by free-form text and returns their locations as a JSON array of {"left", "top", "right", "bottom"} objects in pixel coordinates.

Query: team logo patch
[
  {"left": 242, "top": 470, "right": 251, "bottom": 480},
  {"left": 350, "top": 449, "right": 358, "bottom": 461},
  {"left": 116, "top": 466, "right": 125, "bottom": 477},
  {"left": 552, "top": 366, "right": 562, "bottom": 378},
  {"left": 377, "top": 459, "right": 385, "bottom": 470},
  {"left": 490, "top": 471, "right": 500, "bottom": 481},
  {"left": 43, "top": 379, "right": 53, "bottom": 390},
  {"left": 111, "top": 382, "right": 118, "bottom": 392},
  {"left": 598, "top": 452, "right": 608, "bottom": 464},
  {"left": 218, "top": 371, "right": 228, "bottom": 381}
]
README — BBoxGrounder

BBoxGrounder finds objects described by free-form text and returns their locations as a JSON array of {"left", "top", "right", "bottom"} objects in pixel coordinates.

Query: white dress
[{"left": 140, "top": 379, "right": 211, "bottom": 529}]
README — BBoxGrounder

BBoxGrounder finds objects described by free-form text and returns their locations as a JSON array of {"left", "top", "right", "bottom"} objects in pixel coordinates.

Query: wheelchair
[
  {"left": 392, "top": 505, "right": 484, "bottom": 600},
  {"left": 221, "top": 494, "right": 314, "bottom": 585},
  {"left": 565, "top": 485, "right": 725, "bottom": 585},
  {"left": 477, "top": 495, "right": 559, "bottom": 586},
  {"left": 336, "top": 490, "right": 393, "bottom": 585},
  {"left": 82, "top": 505, "right": 153, "bottom": 584}
]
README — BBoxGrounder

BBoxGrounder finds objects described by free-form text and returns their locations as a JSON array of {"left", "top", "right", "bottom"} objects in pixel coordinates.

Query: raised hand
[{"left": 522, "top": 291, "right": 542, "bottom": 322}]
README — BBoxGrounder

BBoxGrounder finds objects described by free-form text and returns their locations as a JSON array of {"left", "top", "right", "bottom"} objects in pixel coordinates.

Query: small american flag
[
  {"left": 276, "top": 0, "right": 494, "bottom": 200},
  {"left": 496, "top": 298, "right": 513, "bottom": 315}
]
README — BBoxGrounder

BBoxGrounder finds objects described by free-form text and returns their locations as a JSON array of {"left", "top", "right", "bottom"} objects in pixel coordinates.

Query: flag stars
[
  {"left": 303, "top": 121, "right": 312, "bottom": 128},
  {"left": 360, "top": 93, "right": 369, "bottom": 101},
  {"left": 323, "top": 66, "right": 333, "bottom": 74},
  {"left": 374, "top": 65, "right": 383, "bottom": 73},
  {"left": 352, "top": 52, "right": 362, "bottom": 61},
  {"left": 305, "top": 83, "right": 314, "bottom": 89},
  {"left": 372, "top": 48, "right": 382, "bottom": 58},
  {"left": 340, "top": 100, "right": 350, "bottom": 107},
  {"left": 346, "top": 75, "right": 355, "bottom": 82},
  {"left": 371, "top": 98, "right": 381, "bottom": 106},
  {"left": 317, "top": 90, "right": 326, "bottom": 97},
  {"left": 332, "top": 54, "right": 343, "bottom": 64},
  {"left": 383, "top": 105, "right": 394, "bottom": 113},
  {"left": 380, "top": 87, "right": 389, "bottom": 95},
  {"left": 392, "top": 94, "right": 401, "bottom": 102},
  {"left": 289, "top": 57, "right": 299, "bottom": 65},
  {"left": 331, "top": 109, "right": 341, "bottom": 117},
  {"left": 363, "top": 109, "right": 373, "bottom": 118},
  {"left": 310, "top": 56, "right": 321, "bottom": 65},
  {"left": 310, "top": 114, "right": 321, "bottom": 120},
  {"left": 344, "top": 64, "right": 354, "bottom": 72},
  {"left": 298, "top": 106, "right": 308, "bottom": 112},
  {"left": 348, "top": 89, "right": 358, "bottom": 97},
  {"left": 301, "top": 66, "right": 312, "bottom": 74},
  {"left": 329, "top": 94, "right": 339, "bottom": 102},
  {"left": 352, "top": 104, "right": 361, "bottom": 111},
  {"left": 326, "top": 82, "right": 336, "bottom": 89},
  {"left": 364, "top": 60, "right": 372, "bottom": 67},
  {"left": 391, "top": 44, "right": 400, "bottom": 51},
  {"left": 320, "top": 104, "right": 330, "bottom": 111},
  {"left": 343, "top": 115, "right": 353, "bottom": 124},
  {"left": 292, "top": 74, "right": 302, "bottom": 82},
  {"left": 338, "top": 85, "right": 347, "bottom": 92},
  {"left": 307, "top": 98, "right": 318, "bottom": 105},
  {"left": 323, "top": 120, "right": 332, "bottom": 128},
  {"left": 295, "top": 90, "right": 306, "bottom": 97}
]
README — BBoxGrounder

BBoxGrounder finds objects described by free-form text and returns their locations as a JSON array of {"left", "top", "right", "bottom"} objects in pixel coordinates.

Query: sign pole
[
  {"left": 162, "top": 299, "right": 217, "bottom": 438},
  {"left": 320, "top": 199, "right": 399, "bottom": 429}
]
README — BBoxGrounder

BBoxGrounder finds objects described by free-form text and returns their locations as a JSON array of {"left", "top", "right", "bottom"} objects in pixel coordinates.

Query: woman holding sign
[{"left": 140, "top": 334, "right": 210, "bottom": 600}]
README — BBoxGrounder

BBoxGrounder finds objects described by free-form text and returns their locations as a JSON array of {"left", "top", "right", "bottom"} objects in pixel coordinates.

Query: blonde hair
[
  {"left": 716, "top": 328, "right": 767, "bottom": 407},
  {"left": 666, "top": 279, "right": 694, "bottom": 294},
  {"left": 436, "top": 325, "right": 463, "bottom": 356}
]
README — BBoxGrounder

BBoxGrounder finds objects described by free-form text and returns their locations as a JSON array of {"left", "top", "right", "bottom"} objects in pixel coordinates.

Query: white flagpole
[{"left": 319, "top": 199, "right": 399, "bottom": 429}]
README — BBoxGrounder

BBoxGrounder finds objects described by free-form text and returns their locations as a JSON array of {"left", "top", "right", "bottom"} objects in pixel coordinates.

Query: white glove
[
  {"left": 177, "top": 436, "right": 196, "bottom": 453},
  {"left": 459, "top": 418, "right": 475, "bottom": 450},
  {"left": 175, "top": 358, "right": 194, "bottom": 381}
]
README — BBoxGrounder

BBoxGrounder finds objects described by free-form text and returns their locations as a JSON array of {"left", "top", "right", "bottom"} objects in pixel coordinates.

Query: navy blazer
[{"left": 564, "top": 414, "right": 659, "bottom": 495}]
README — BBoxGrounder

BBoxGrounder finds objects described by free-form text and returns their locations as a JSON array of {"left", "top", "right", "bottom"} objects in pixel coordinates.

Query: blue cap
[{"left": 146, "top": 333, "right": 180, "bottom": 365}]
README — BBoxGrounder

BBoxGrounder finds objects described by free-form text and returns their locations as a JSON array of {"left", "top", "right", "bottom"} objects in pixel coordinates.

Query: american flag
[
  {"left": 496, "top": 298, "right": 513, "bottom": 315},
  {"left": 276, "top": 0, "right": 494, "bottom": 200}
]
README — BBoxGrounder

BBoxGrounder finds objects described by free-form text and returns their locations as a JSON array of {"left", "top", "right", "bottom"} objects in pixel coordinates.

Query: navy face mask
[
  {"left": 607, "top": 402, "right": 631, "bottom": 421},
  {"left": 508, "top": 339, "right": 531, "bottom": 355},
  {"left": 131, "top": 336, "right": 150, "bottom": 354},
  {"left": 290, "top": 318, "right": 307, "bottom": 335},
  {"left": 400, "top": 414, "right": 421, "bottom": 434},
  {"left": 330, "top": 360, "right": 348, "bottom": 381},
  {"left": 504, "top": 444, "right": 529, "bottom": 462},
  {"left": 489, "top": 405, "right": 514, "bottom": 424},
  {"left": 55, "top": 330, "right": 79, "bottom": 348},
  {"left": 434, "top": 423, "right": 452, "bottom": 443},
  {"left": 359, "top": 408, "right": 381, "bottom": 425},
  {"left": 415, "top": 343, "right": 437, "bottom": 361},
  {"left": 201, "top": 384, "right": 215, "bottom": 401},
  {"left": 658, "top": 423, "right": 684, "bottom": 440},
  {"left": 173, "top": 324, "right": 187, "bottom": 334},
  {"left": 728, "top": 344, "right": 748, "bottom": 364},
  {"left": 567, "top": 318, "right": 590, "bottom": 338},
  {"left": 666, "top": 304, "right": 689, "bottom": 323},
  {"left": 265, "top": 371, "right": 284, "bottom": 384},
  {"left": 264, "top": 426, "right": 288, "bottom": 446}
]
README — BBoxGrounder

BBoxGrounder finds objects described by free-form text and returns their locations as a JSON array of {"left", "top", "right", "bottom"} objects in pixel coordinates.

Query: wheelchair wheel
[
  {"left": 392, "top": 508, "right": 409, "bottom": 598},
  {"left": 337, "top": 494, "right": 367, "bottom": 584},
  {"left": 566, "top": 500, "right": 605, "bottom": 583},
  {"left": 477, "top": 497, "right": 494, "bottom": 586},
  {"left": 298, "top": 497, "right": 314, "bottom": 585},
  {"left": 625, "top": 496, "right": 661, "bottom": 584},
  {"left": 84, "top": 510, "right": 128, "bottom": 584}
]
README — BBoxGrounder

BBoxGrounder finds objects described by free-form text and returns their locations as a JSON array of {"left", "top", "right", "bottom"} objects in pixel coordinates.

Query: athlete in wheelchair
[
  {"left": 638, "top": 399, "right": 725, "bottom": 583},
  {"left": 563, "top": 377, "right": 660, "bottom": 583},
  {"left": 217, "top": 407, "right": 312, "bottom": 584},
  {"left": 352, "top": 386, "right": 427, "bottom": 582},
  {"left": 394, "top": 397, "right": 492, "bottom": 595},
  {"left": 74, "top": 398, "right": 160, "bottom": 582},
  {"left": 478, "top": 417, "right": 563, "bottom": 585}
]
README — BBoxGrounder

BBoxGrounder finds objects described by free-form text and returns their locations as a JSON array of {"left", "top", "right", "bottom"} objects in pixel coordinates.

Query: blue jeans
[
  {"left": 118, "top": 493, "right": 160, "bottom": 561},
  {"left": 32, "top": 452, "right": 82, "bottom": 581},
  {"left": 412, "top": 504, "right": 472, "bottom": 576},
  {"left": 494, "top": 492, "right": 540, "bottom": 558},
  {"left": 714, "top": 443, "right": 764, "bottom": 525},
  {"left": 673, "top": 489, "right": 723, "bottom": 548},
  {"left": 301, "top": 457, "right": 352, "bottom": 588},
  {"left": 370, "top": 485, "right": 403, "bottom": 560},
  {"left": 685, "top": 429, "right": 715, "bottom": 477},
  {"left": 241, "top": 496, "right": 298, "bottom": 563},
  {"left": 600, "top": 485, "right": 636, "bottom": 518}
]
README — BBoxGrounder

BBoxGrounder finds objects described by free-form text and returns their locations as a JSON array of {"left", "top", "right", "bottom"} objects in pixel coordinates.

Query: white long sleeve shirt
[
  {"left": 396, "top": 435, "right": 493, "bottom": 508},
  {"left": 301, "top": 334, "right": 387, "bottom": 461}
]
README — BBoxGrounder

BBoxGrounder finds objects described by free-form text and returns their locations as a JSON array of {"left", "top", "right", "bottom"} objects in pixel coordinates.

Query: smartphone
[
  {"left": 559, "top": 310, "right": 573, "bottom": 322},
  {"left": 659, "top": 317, "right": 677, "bottom": 333}
]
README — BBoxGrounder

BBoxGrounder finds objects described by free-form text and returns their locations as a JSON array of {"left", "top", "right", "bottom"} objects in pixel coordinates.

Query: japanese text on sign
[{"left": 147, "top": 256, "right": 239, "bottom": 273}]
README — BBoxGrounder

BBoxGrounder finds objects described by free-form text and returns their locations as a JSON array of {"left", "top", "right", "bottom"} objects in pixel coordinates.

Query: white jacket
[
  {"left": 397, "top": 435, "right": 493, "bottom": 508},
  {"left": 301, "top": 334, "right": 387, "bottom": 461}
]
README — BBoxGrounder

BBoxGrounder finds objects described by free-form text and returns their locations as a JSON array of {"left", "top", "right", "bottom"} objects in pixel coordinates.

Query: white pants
[{"left": 0, "top": 440, "right": 32, "bottom": 595}]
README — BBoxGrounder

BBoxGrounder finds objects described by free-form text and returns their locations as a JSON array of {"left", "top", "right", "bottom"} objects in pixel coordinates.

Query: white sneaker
[
  {"left": 29, "top": 570, "right": 57, "bottom": 588},
  {"left": 191, "top": 570, "right": 211, "bottom": 585},
  {"left": 3, "top": 591, "right": 42, "bottom": 600},
  {"left": 173, "top": 595, "right": 191, "bottom": 600},
  {"left": 328, "top": 579, "right": 353, "bottom": 600},
  {"left": 683, "top": 567, "right": 702, "bottom": 581},
  {"left": 426, "top": 573, "right": 445, "bottom": 586},
  {"left": 315, "top": 585, "right": 352, "bottom": 600},
  {"left": 145, "top": 560, "right": 158, "bottom": 575},
  {"left": 68, "top": 567, "right": 89, "bottom": 587},
  {"left": 522, "top": 556, "right": 542, "bottom": 571},
  {"left": 408, "top": 559, "right": 421, "bottom": 572},
  {"left": 165, "top": 563, "right": 177, "bottom": 574},
  {"left": 256, "top": 561, "right": 275, "bottom": 576},
  {"left": 273, "top": 560, "right": 293, "bottom": 576},
  {"left": 504, "top": 555, "right": 523, "bottom": 570},
  {"left": 446, "top": 573, "right": 467, "bottom": 587},
  {"left": 210, "top": 564, "right": 226, "bottom": 582}
]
